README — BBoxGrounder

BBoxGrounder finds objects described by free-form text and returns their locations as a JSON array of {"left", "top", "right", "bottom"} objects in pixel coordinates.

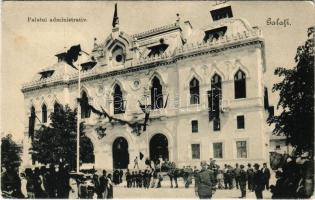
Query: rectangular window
[
  {"left": 213, "top": 143, "right": 223, "bottom": 158},
  {"left": 191, "top": 120, "right": 198, "bottom": 133},
  {"left": 237, "top": 115, "right": 245, "bottom": 129},
  {"left": 191, "top": 144, "right": 200, "bottom": 159},
  {"left": 236, "top": 141, "right": 247, "bottom": 158},
  {"left": 275, "top": 145, "right": 281, "bottom": 150}
]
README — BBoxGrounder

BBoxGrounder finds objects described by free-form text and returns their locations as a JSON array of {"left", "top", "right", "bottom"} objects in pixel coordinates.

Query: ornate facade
[{"left": 22, "top": 3, "right": 271, "bottom": 169}]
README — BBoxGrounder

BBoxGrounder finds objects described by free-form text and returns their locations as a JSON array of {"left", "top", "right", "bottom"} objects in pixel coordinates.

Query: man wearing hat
[
  {"left": 195, "top": 161, "right": 216, "bottom": 199},
  {"left": 239, "top": 164, "right": 247, "bottom": 198},
  {"left": 253, "top": 163, "right": 264, "bottom": 199},
  {"left": 261, "top": 163, "right": 271, "bottom": 190}
]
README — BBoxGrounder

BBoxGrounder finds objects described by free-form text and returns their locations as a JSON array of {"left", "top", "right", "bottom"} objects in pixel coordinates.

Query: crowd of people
[
  {"left": 1, "top": 164, "right": 114, "bottom": 199},
  {"left": 191, "top": 160, "right": 272, "bottom": 199},
  {"left": 1, "top": 153, "right": 313, "bottom": 199},
  {"left": 269, "top": 152, "right": 314, "bottom": 199}
]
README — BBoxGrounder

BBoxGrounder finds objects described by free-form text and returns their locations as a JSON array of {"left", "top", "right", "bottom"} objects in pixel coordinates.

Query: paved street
[{"left": 113, "top": 180, "right": 272, "bottom": 199}]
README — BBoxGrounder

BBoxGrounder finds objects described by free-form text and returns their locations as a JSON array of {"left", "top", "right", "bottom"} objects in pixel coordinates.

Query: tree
[
  {"left": 31, "top": 105, "right": 94, "bottom": 170},
  {"left": 267, "top": 27, "right": 314, "bottom": 154},
  {"left": 1, "top": 134, "right": 22, "bottom": 171}
]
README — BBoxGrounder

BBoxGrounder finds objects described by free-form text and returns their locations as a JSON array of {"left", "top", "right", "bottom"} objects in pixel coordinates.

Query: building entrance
[
  {"left": 149, "top": 133, "right": 169, "bottom": 161},
  {"left": 112, "top": 137, "right": 129, "bottom": 169}
]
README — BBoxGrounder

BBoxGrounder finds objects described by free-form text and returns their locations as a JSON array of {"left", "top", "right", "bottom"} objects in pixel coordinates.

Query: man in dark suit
[
  {"left": 99, "top": 170, "right": 108, "bottom": 198},
  {"left": 261, "top": 163, "right": 271, "bottom": 190},
  {"left": 246, "top": 163, "right": 254, "bottom": 191},
  {"left": 253, "top": 163, "right": 264, "bottom": 199},
  {"left": 239, "top": 165, "right": 247, "bottom": 198},
  {"left": 195, "top": 161, "right": 216, "bottom": 199}
]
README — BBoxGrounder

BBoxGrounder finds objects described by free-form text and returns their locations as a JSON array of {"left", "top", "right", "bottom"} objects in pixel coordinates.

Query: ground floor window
[
  {"left": 213, "top": 142, "right": 223, "bottom": 158},
  {"left": 236, "top": 141, "right": 247, "bottom": 158},
  {"left": 191, "top": 144, "right": 200, "bottom": 159}
]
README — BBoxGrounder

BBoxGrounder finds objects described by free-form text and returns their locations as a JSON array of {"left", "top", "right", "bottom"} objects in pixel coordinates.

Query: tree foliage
[
  {"left": 1, "top": 134, "right": 22, "bottom": 170},
  {"left": 267, "top": 27, "right": 314, "bottom": 153},
  {"left": 31, "top": 105, "right": 94, "bottom": 170}
]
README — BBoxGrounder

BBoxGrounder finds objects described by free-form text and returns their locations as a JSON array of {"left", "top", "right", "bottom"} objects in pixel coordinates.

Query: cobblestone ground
[{"left": 113, "top": 180, "right": 272, "bottom": 199}]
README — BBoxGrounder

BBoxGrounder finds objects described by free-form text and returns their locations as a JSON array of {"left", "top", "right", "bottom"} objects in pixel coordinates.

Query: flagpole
[{"left": 76, "top": 64, "right": 81, "bottom": 173}]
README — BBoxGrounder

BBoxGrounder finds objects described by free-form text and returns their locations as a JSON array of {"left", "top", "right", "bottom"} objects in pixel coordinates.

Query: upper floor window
[
  {"left": 151, "top": 77, "right": 163, "bottom": 110},
  {"left": 147, "top": 39, "right": 168, "bottom": 57},
  {"left": 42, "top": 104, "right": 47, "bottom": 123},
  {"left": 81, "top": 91, "right": 91, "bottom": 118},
  {"left": 39, "top": 70, "right": 54, "bottom": 80},
  {"left": 191, "top": 120, "right": 198, "bottom": 133},
  {"left": 237, "top": 115, "right": 245, "bottom": 129},
  {"left": 234, "top": 70, "right": 246, "bottom": 99},
  {"left": 189, "top": 78, "right": 200, "bottom": 104},
  {"left": 203, "top": 26, "right": 227, "bottom": 42},
  {"left": 113, "top": 84, "right": 125, "bottom": 114},
  {"left": 54, "top": 102, "right": 62, "bottom": 113}
]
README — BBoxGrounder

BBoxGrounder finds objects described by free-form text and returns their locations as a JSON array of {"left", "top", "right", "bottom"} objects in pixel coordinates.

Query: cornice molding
[{"left": 21, "top": 37, "right": 264, "bottom": 93}]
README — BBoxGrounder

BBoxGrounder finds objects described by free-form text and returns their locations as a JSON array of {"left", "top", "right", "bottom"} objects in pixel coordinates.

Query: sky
[{"left": 1, "top": 1, "right": 314, "bottom": 142}]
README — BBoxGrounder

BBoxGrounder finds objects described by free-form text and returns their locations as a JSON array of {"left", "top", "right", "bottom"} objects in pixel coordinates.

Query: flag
[
  {"left": 28, "top": 115, "right": 35, "bottom": 140},
  {"left": 112, "top": 3, "right": 119, "bottom": 28},
  {"left": 143, "top": 112, "right": 150, "bottom": 131},
  {"left": 64, "top": 45, "right": 82, "bottom": 69},
  {"left": 207, "top": 90, "right": 214, "bottom": 121},
  {"left": 139, "top": 152, "right": 144, "bottom": 160}
]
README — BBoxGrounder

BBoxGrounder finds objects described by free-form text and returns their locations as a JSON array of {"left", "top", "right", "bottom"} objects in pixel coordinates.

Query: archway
[
  {"left": 112, "top": 137, "right": 129, "bottom": 169},
  {"left": 149, "top": 134, "right": 169, "bottom": 161}
]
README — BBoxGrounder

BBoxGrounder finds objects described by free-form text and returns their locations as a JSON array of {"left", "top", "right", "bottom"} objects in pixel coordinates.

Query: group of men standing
[{"left": 194, "top": 161, "right": 271, "bottom": 199}]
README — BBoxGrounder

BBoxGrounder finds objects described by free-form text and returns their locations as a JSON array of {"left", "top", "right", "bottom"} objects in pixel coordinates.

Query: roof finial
[{"left": 112, "top": 3, "right": 119, "bottom": 28}]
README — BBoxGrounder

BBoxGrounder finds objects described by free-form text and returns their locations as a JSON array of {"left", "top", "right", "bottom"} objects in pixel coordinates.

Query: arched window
[
  {"left": 42, "top": 104, "right": 47, "bottom": 123},
  {"left": 81, "top": 91, "right": 91, "bottom": 118},
  {"left": 53, "top": 102, "right": 62, "bottom": 113},
  {"left": 189, "top": 78, "right": 200, "bottom": 104},
  {"left": 234, "top": 70, "right": 246, "bottom": 99},
  {"left": 211, "top": 74, "right": 222, "bottom": 131},
  {"left": 151, "top": 77, "right": 163, "bottom": 110},
  {"left": 211, "top": 74, "right": 222, "bottom": 90},
  {"left": 113, "top": 84, "right": 125, "bottom": 114}
]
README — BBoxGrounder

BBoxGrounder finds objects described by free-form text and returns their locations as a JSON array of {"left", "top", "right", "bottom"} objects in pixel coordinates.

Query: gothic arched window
[
  {"left": 113, "top": 84, "right": 125, "bottom": 114},
  {"left": 81, "top": 91, "right": 91, "bottom": 118},
  {"left": 189, "top": 78, "right": 200, "bottom": 104},
  {"left": 234, "top": 70, "right": 246, "bottom": 99},
  {"left": 53, "top": 102, "right": 62, "bottom": 113},
  {"left": 151, "top": 77, "right": 163, "bottom": 110},
  {"left": 42, "top": 104, "right": 47, "bottom": 123}
]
